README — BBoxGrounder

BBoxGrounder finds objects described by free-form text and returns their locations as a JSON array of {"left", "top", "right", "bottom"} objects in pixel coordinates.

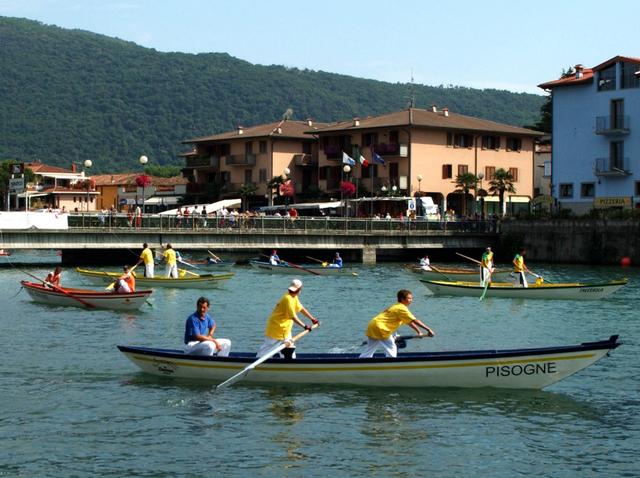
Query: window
[
  {"left": 636, "top": 181, "right": 640, "bottom": 196},
  {"left": 559, "top": 183, "right": 574, "bottom": 198},
  {"left": 506, "top": 137, "right": 522, "bottom": 152},
  {"left": 220, "top": 171, "right": 231, "bottom": 183},
  {"left": 442, "top": 164, "right": 453, "bottom": 179},
  {"left": 597, "top": 64, "right": 617, "bottom": 91},
  {"left": 259, "top": 169, "right": 267, "bottom": 182},
  {"left": 621, "top": 61, "right": 640, "bottom": 89},
  {"left": 389, "top": 131, "right": 399, "bottom": 144},
  {"left": 508, "top": 168, "right": 518, "bottom": 182},
  {"left": 446, "top": 132, "right": 453, "bottom": 147},
  {"left": 245, "top": 142, "right": 253, "bottom": 155},
  {"left": 259, "top": 141, "right": 267, "bottom": 154},
  {"left": 362, "top": 133, "right": 378, "bottom": 147},
  {"left": 244, "top": 169, "right": 253, "bottom": 184},
  {"left": 485, "top": 166, "right": 496, "bottom": 180},
  {"left": 482, "top": 135, "right": 500, "bottom": 150},
  {"left": 581, "top": 183, "right": 595, "bottom": 198},
  {"left": 458, "top": 164, "right": 469, "bottom": 176},
  {"left": 449, "top": 133, "right": 473, "bottom": 148},
  {"left": 611, "top": 141, "right": 625, "bottom": 170},
  {"left": 543, "top": 161, "right": 551, "bottom": 177},
  {"left": 302, "top": 142, "right": 312, "bottom": 154},
  {"left": 319, "top": 167, "right": 328, "bottom": 180},
  {"left": 611, "top": 99, "right": 625, "bottom": 129}
]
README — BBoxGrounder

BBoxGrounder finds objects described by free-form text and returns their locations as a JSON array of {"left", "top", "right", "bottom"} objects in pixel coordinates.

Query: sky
[{"left": 1, "top": 0, "right": 639, "bottom": 95}]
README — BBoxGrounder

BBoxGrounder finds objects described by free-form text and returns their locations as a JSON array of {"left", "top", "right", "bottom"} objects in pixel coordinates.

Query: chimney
[
  {"left": 431, "top": 104, "right": 437, "bottom": 113},
  {"left": 575, "top": 64, "right": 584, "bottom": 79},
  {"left": 306, "top": 118, "right": 313, "bottom": 127},
  {"left": 237, "top": 126, "right": 244, "bottom": 135},
  {"left": 71, "top": 163, "right": 77, "bottom": 173},
  {"left": 353, "top": 117, "right": 360, "bottom": 127},
  {"left": 442, "top": 107, "right": 449, "bottom": 117},
  {"left": 276, "top": 127, "right": 282, "bottom": 134}
]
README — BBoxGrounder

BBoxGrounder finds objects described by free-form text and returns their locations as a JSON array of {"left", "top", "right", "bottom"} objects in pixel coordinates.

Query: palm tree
[
  {"left": 453, "top": 172, "right": 477, "bottom": 217},
  {"left": 488, "top": 168, "right": 516, "bottom": 216},
  {"left": 238, "top": 183, "right": 257, "bottom": 212}
]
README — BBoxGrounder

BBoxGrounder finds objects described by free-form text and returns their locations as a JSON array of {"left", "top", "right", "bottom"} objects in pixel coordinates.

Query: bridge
[{"left": 0, "top": 215, "right": 499, "bottom": 264}]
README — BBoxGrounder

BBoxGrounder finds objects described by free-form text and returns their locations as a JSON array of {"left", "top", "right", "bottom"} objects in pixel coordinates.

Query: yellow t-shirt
[
  {"left": 265, "top": 293, "right": 302, "bottom": 340},
  {"left": 481, "top": 251, "right": 493, "bottom": 268},
  {"left": 140, "top": 248, "right": 154, "bottom": 265},
  {"left": 513, "top": 254, "right": 524, "bottom": 272},
  {"left": 163, "top": 249, "right": 177, "bottom": 266},
  {"left": 366, "top": 303, "right": 417, "bottom": 340}
]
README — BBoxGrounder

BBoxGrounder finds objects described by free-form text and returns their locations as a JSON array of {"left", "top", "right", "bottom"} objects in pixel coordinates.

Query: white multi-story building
[{"left": 539, "top": 56, "right": 640, "bottom": 213}]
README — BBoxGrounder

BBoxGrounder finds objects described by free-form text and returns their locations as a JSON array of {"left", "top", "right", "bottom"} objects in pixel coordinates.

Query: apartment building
[{"left": 539, "top": 56, "right": 640, "bottom": 213}]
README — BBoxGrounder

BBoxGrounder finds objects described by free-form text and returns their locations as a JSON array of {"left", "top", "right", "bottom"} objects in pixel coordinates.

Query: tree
[
  {"left": 453, "top": 172, "right": 477, "bottom": 216},
  {"left": 238, "top": 182, "right": 257, "bottom": 211},
  {"left": 488, "top": 168, "right": 516, "bottom": 216}
]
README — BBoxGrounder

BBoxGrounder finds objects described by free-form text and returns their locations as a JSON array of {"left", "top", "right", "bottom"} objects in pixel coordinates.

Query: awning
[
  {"left": 477, "top": 196, "right": 531, "bottom": 203},
  {"left": 144, "top": 196, "right": 182, "bottom": 205},
  {"left": 159, "top": 198, "right": 241, "bottom": 215}
]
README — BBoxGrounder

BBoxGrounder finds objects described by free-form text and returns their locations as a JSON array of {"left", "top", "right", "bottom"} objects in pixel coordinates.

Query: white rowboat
[
  {"left": 117, "top": 335, "right": 620, "bottom": 390},
  {"left": 21, "top": 280, "right": 152, "bottom": 311},
  {"left": 421, "top": 279, "right": 628, "bottom": 300}
]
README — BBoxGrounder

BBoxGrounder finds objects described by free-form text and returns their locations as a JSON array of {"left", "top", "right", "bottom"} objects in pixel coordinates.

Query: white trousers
[
  {"left": 359, "top": 336, "right": 397, "bottom": 358},
  {"left": 184, "top": 339, "right": 231, "bottom": 357},
  {"left": 166, "top": 264, "right": 178, "bottom": 278},
  {"left": 480, "top": 267, "right": 492, "bottom": 286},
  {"left": 115, "top": 279, "right": 131, "bottom": 293},
  {"left": 515, "top": 271, "right": 528, "bottom": 288},
  {"left": 257, "top": 336, "right": 294, "bottom": 358},
  {"left": 144, "top": 263, "right": 155, "bottom": 278}
]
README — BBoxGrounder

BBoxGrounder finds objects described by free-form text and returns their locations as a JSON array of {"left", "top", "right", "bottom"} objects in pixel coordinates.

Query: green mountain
[{"left": 0, "top": 17, "right": 546, "bottom": 173}]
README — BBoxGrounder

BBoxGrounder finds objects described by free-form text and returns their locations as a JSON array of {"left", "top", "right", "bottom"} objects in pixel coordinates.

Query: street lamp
[
  {"left": 392, "top": 185, "right": 398, "bottom": 196},
  {"left": 417, "top": 174, "right": 423, "bottom": 194},
  {"left": 83, "top": 159, "right": 92, "bottom": 212},
  {"left": 282, "top": 167, "right": 291, "bottom": 208},
  {"left": 381, "top": 185, "right": 387, "bottom": 196},
  {"left": 342, "top": 165, "right": 351, "bottom": 217},
  {"left": 139, "top": 155, "right": 148, "bottom": 214}
]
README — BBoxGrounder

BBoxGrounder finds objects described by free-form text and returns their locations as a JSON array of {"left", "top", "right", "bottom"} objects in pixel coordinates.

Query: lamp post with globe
[
  {"left": 139, "top": 155, "right": 148, "bottom": 214},
  {"left": 83, "top": 159, "right": 92, "bottom": 213}
]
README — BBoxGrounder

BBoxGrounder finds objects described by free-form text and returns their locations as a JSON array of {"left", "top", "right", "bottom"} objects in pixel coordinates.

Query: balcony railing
[
  {"left": 372, "top": 143, "right": 408, "bottom": 157},
  {"left": 225, "top": 154, "right": 256, "bottom": 166},
  {"left": 595, "top": 157, "right": 631, "bottom": 176},
  {"left": 324, "top": 144, "right": 349, "bottom": 160},
  {"left": 185, "top": 156, "right": 213, "bottom": 168},
  {"left": 595, "top": 116, "right": 630, "bottom": 135},
  {"left": 294, "top": 153, "right": 317, "bottom": 166}
]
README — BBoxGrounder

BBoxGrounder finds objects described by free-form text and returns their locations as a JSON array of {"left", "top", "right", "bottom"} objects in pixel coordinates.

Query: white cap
[{"left": 288, "top": 279, "right": 302, "bottom": 292}]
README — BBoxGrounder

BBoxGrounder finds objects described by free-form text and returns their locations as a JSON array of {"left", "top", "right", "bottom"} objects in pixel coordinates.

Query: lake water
[{"left": 1, "top": 252, "right": 638, "bottom": 477}]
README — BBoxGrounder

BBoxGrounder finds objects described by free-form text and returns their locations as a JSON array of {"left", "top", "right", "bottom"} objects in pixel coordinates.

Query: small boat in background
[
  {"left": 117, "top": 335, "right": 621, "bottom": 390},
  {"left": 0, "top": 249, "right": 10, "bottom": 256},
  {"left": 76, "top": 268, "right": 234, "bottom": 289},
  {"left": 421, "top": 278, "right": 628, "bottom": 300},
  {"left": 21, "top": 280, "right": 152, "bottom": 311},
  {"left": 180, "top": 258, "right": 236, "bottom": 270},
  {"left": 249, "top": 260, "right": 348, "bottom": 275}
]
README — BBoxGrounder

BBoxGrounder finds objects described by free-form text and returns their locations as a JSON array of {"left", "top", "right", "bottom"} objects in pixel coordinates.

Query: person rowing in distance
[
  {"left": 419, "top": 254, "right": 432, "bottom": 271},
  {"left": 269, "top": 249, "right": 282, "bottom": 265},
  {"left": 328, "top": 252, "right": 343, "bottom": 268},
  {"left": 359, "top": 289, "right": 435, "bottom": 358},
  {"left": 44, "top": 266, "right": 63, "bottom": 287}
]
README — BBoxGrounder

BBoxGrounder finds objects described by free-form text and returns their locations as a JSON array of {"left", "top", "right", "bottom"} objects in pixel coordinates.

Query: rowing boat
[
  {"left": 75, "top": 268, "right": 234, "bottom": 289},
  {"left": 181, "top": 258, "right": 235, "bottom": 270},
  {"left": 407, "top": 265, "right": 515, "bottom": 281},
  {"left": 421, "top": 278, "right": 628, "bottom": 300},
  {"left": 249, "top": 260, "right": 348, "bottom": 275},
  {"left": 117, "top": 335, "right": 620, "bottom": 389},
  {"left": 21, "top": 280, "right": 152, "bottom": 310}
]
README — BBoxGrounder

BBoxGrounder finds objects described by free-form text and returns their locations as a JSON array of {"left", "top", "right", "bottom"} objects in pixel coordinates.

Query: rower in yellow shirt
[
  {"left": 513, "top": 247, "right": 529, "bottom": 288},
  {"left": 257, "top": 279, "right": 319, "bottom": 359},
  {"left": 163, "top": 243, "right": 178, "bottom": 278},
  {"left": 135, "top": 242, "right": 155, "bottom": 278},
  {"left": 359, "top": 289, "right": 435, "bottom": 358}
]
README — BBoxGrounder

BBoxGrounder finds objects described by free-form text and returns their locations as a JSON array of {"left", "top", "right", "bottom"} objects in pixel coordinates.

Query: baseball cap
[{"left": 288, "top": 279, "right": 302, "bottom": 292}]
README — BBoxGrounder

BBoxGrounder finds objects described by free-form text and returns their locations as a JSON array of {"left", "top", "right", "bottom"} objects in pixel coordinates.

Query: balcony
[
  {"left": 595, "top": 116, "right": 630, "bottom": 136},
  {"left": 324, "top": 144, "right": 347, "bottom": 160},
  {"left": 294, "top": 153, "right": 317, "bottom": 166},
  {"left": 595, "top": 157, "right": 631, "bottom": 176},
  {"left": 185, "top": 155, "right": 220, "bottom": 168},
  {"left": 224, "top": 154, "right": 256, "bottom": 166},
  {"left": 372, "top": 143, "right": 408, "bottom": 157}
]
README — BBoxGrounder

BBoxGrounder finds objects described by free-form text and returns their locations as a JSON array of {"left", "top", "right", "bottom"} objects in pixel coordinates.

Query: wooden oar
[
  {"left": 23, "top": 270, "right": 96, "bottom": 309},
  {"left": 429, "top": 265, "right": 453, "bottom": 281},
  {"left": 178, "top": 258, "right": 200, "bottom": 270},
  {"left": 306, "top": 255, "right": 328, "bottom": 267},
  {"left": 179, "top": 268, "right": 200, "bottom": 277},
  {"left": 260, "top": 254, "right": 321, "bottom": 276},
  {"left": 216, "top": 324, "right": 319, "bottom": 390},
  {"left": 360, "top": 334, "right": 429, "bottom": 349},
  {"left": 528, "top": 270, "right": 553, "bottom": 284},
  {"left": 456, "top": 252, "right": 482, "bottom": 265},
  {"left": 208, "top": 250, "right": 222, "bottom": 262},
  {"left": 106, "top": 263, "right": 139, "bottom": 290}
]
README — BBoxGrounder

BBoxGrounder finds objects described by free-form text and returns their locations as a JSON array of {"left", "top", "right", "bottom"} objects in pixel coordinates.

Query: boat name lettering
[
  {"left": 485, "top": 362, "right": 556, "bottom": 377},
  {"left": 580, "top": 288, "right": 603, "bottom": 293}
]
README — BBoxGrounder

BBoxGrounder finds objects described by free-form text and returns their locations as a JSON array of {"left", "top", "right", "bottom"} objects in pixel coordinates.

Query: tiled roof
[
  {"left": 26, "top": 162, "right": 76, "bottom": 174},
  {"left": 307, "top": 108, "right": 541, "bottom": 136},
  {"left": 183, "top": 119, "right": 331, "bottom": 143},
  {"left": 92, "top": 174, "right": 187, "bottom": 187},
  {"left": 538, "top": 55, "right": 640, "bottom": 90}
]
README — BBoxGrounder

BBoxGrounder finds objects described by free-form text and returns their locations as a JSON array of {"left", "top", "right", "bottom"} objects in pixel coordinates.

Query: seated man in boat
[
  {"left": 184, "top": 296, "right": 231, "bottom": 356},
  {"left": 269, "top": 249, "right": 281, "bottom": 265},
  {"left": 419, "top": 254, "right": 432, "bottom": 271},
  {"left": 359, "top": 289, "right": 435, "bottom": 359},
  {"left": 44, "top": 266, "right": 63, "bottom": 287},
  {"left": 257, "top": 279, "right": 319, "bottom": 359},
  {"left": 113, "top": 265, "right": 136, "bottom": 293},
  {"left": 328, "top": 252, "right": 343, "bottom": 268},
  {"left": 513, "top": 248, "right": 529, "bottom": 288},
  {"left": 480, "top": 247, "right": 494, "bottom": 286}
]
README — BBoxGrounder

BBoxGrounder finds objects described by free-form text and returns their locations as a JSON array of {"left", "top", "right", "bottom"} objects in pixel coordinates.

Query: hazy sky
[{"left": 2, "top": 0, "right": 639, "bottom": 95}]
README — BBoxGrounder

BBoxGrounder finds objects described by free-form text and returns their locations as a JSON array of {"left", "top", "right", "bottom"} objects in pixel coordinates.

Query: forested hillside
[{"left": 0, "top": 17, "right": 546, "bottom": 173}]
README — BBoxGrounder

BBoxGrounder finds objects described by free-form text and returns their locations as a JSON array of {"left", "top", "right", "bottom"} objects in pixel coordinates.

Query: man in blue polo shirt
[{"left": 184, "top": 296, "right": 231, "bottom": 356}]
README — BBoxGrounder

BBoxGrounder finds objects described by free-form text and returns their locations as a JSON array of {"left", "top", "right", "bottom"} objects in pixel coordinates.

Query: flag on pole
[
  {"left": 371, "top": 150, "right": 386, "bottom": 166},
  {"left": 342, "top": 151, "right": 356, "bottom": 166},
  {"left": 358, "top": 155, "right": 369, "bottom": 167}
]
